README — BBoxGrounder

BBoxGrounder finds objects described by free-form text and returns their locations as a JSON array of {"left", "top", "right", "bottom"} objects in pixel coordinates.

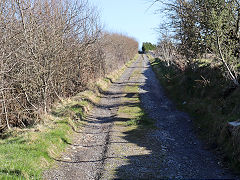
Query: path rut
[{"left": 45, "top": 54, "right": 237, "bottom": 179}]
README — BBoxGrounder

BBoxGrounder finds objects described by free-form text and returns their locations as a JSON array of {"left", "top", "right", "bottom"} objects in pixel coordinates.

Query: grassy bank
[
  {"left": 0, "top": 54, "right": 139, "bottom": 179},
  {"left": 149, "top": 55, "right": 240, "bottom": 171}
]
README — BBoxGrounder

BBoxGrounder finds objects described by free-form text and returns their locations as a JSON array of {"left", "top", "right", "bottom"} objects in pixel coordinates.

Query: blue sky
[{"left": 88, "top": 0, "right": 162, "bottom": 48}]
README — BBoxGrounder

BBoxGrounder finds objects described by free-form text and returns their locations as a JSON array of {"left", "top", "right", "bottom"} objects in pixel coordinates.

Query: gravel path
[
  {"left": 44, "top": 54, "right": 237, "bottom": 179},
  {"left": 44, "top": 56, "right": 142, "bottom": 180}
]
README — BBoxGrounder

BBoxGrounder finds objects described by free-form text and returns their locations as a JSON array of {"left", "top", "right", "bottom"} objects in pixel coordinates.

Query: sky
[{"left": 88, "top": 0, "right": 162, "bottom": 48}]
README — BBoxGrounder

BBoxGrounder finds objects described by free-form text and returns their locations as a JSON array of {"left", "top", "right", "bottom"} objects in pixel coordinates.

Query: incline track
[{"left": 45, "top": 55, "right": 237, "bottom": 179}]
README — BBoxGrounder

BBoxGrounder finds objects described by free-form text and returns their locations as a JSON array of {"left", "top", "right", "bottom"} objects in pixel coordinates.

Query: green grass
[
  {"left": 0, "top": 93, "right": 98, "bottom": 179},
  {"left": 0, "top": 106, "right": 77, "bottom": 179},
  {"left": 149, "top": 56, "right": 240, "bottom": 171},
  {"left": 118, "top": 105, "right": 145, "bottom": 126}
]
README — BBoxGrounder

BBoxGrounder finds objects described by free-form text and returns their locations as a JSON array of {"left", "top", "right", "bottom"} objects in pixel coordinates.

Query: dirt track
[{"left": 44, "top": 54, "right": 237, "bottom": 179}]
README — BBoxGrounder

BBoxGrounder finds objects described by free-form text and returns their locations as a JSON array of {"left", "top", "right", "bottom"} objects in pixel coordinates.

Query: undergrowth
[
  {"left": 0, "top": 54, "right": 139, "bottom": 179},
  {"left": 149, "top": 56, "right": 240, "bottom": 171}
]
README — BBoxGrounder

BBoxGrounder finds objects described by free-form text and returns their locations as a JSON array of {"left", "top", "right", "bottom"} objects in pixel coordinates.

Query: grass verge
[
  {"left": 0, "top": 95, "right": 91, "bottom": 179},
  {"left": 117, "top": 63, "right": 154, "bottom": 130},
  {"left": 0, "top": 54, "right": 139, "bottom": 179},
  {"left": 149, "top": 55, "right": 240, "bottom": 172}
]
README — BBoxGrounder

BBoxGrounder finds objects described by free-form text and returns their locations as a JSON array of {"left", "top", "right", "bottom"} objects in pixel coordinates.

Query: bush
[{"left": 0, "top": 0, "right": 138, "bottom": 131}]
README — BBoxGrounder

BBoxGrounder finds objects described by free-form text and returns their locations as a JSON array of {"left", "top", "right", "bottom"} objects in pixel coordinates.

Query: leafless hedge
[
  {"left": 101, "top": 33, "right": 138, "bottom": 74},
  {"left": 0, "top": 0, "right": 138, "bottom": 130}
]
